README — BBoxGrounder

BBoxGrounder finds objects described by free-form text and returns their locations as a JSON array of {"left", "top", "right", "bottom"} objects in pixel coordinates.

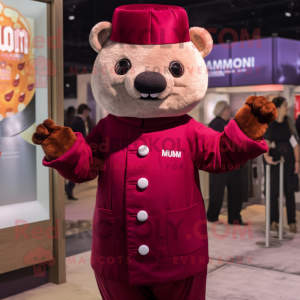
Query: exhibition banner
[{"left": 205, "top": 37, "right": 300, "bottom": 87}]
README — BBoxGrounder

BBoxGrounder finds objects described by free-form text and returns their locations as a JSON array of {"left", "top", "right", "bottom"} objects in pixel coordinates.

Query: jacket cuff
[{"left": 42, "top": 132, "right": 85, "bottom": 173}]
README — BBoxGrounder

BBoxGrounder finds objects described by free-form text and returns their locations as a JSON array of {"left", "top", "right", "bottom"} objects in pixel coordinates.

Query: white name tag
[
  {"left": 290, "top": 135, "right": 298, "bottom": 148},
  {"left": 162, "top": 149, "right": 181, "bottom": 158}
]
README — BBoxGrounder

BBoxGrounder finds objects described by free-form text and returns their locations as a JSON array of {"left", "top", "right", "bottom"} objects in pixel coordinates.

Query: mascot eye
[
  {"left": 115, "top": 58, "right": 131, "bottom": 75},
  {"left": 169, "top": 61, "right": 184, "bottom": 77}
]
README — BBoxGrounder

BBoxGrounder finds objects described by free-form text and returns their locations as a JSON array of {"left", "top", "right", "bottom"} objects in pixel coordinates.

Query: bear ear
[
  {"left": 89, "top": 21, "right": 112, "bottom": 53},
  {"left": 189, "top": 27, "right": 213, "bottom": 58}
]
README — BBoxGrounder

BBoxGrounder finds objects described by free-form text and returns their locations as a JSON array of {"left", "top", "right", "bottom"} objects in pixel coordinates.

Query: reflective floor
[{"left": 4, "top": 181, "right": 300, "bottom": 300}]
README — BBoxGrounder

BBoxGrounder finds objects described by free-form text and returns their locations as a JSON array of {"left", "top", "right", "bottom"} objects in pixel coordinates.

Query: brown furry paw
[
  {"left": 235, "top": 96, "right": 278, "bottom": 140},
  {"left": 32, "top": 119, "right": 77, "bottom": 161}
]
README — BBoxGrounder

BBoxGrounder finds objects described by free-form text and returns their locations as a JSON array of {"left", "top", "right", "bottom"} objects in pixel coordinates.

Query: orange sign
[{"left": 0, "top": 2, "right": 35, "bottom": 121}]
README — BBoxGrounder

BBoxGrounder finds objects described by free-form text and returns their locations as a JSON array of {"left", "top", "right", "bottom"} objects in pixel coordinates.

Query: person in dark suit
[
  {"left": 86, "top": 115, "right": 96, "bottom": 135},
  {"left": 64, "top": 106, "right": 76, "bottom": 127},
  {"left": 206, "top": 101, "right": 249, "bottom": 226},
  {"left": 71, "top": 104, "right": 91, "bottom": 137},
  {"left": 263, "top": 97, "right": 299, "bottom": 234},
  {"left": 65, "top": 104, "right": 91, "bottom": 200},
  {"left": 296, "top": 114, "right": 300, "bottom": 139}
]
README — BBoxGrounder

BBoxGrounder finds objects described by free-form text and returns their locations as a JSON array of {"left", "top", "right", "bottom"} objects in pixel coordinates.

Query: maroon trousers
[{"left": 94, "top": 267, "right": 207, "bottom": 300}]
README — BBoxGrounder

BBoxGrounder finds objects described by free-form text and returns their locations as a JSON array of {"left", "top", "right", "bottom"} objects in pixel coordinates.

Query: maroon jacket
[{"left": 43, "top": 114, "right": 268, "bottom": 286}]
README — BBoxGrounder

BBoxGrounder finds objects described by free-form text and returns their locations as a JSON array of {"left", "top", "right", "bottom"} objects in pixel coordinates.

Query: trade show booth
[
  {"left": 0, "top": 0, "right": 65, "bottom": 298},
  {"left": 190, "top": 37, "right": 300, "bottom": 202}
]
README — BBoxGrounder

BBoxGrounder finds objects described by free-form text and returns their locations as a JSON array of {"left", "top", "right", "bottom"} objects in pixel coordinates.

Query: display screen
[
  {"left": 0, "top": 0, "right": 49, "bottom": 224},
  {"left": 0, "top": 1, "right": 36, "bottom": 205},
  {"left": 231, "top": 38, "right": 273, "bottom": 86},
  {"left": 274, "top": 37, "right": 300, "bottom": 85},
  {"left": 204, "top": 37, "right": 300, "bottom": 87},
  {"left": 204, "top": 44, "right": 230, "bottom": 87}
]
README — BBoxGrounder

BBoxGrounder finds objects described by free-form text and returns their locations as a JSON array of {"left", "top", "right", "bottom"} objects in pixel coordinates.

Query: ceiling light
[
  {"left": 69, "top": 15, "right": 75, "bottom": 20},
  {"left": 285, "top": 12, "right": 291, "bottom": 17},
  {"left": 66, "top": 84, "right": 70, "bottom": 87}
]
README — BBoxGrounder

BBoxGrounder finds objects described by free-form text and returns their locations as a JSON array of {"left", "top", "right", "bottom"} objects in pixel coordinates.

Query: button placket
[{"left": 137, "top": 144, "right": 149, "bottom": 254}]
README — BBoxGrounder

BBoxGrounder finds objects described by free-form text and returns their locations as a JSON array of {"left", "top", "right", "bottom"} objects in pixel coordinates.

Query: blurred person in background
[
  {"left": 295, "top": 114, "right": 300, "bottom": 138},
  {"left": 85, "top": 115, "right": 96, "bottom": 135},
  {"left": 70, "top": 104, "right": 91, "bottom": 137},
  {"left": 64, "top": 106, "right": 76, "bottom": 127},
  {"left": 263, "top": 97, "right": 299, "bottom": 234},
  {"left": 65, "top": 104, "right": 91, "bottom": 200},
  {"left": 207, "top": 101, "right": 249, "bottom": 226}
]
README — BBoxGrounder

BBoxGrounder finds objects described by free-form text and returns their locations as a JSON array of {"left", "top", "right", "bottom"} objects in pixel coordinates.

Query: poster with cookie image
[
  {"left": 0, "top": 2, "right": 35, "bottom": 121},
  {"left": 0, "top": 1, "right": 37, "bottom": 206}
]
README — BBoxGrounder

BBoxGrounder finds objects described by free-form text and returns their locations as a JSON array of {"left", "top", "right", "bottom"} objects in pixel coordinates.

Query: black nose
[{"left": 134, "top": 72, "right": 167, "bottom": 94}]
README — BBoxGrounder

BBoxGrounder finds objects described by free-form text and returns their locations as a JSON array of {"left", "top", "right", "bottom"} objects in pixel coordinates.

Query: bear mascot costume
[{"left": 32, "top": 4, "right": 277, "bottom": 300}]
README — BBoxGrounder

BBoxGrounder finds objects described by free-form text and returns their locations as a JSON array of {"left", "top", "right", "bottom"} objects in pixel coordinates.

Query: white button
[
  {"left": 138, "top": 245, "right": 149, "bottom": 255},
  {"left": 137, "top": 210, "right": 148, "bottom": 222},
  {"left": 138, "top": 145, "right": 149, "bottom": 157},
  {"left": 137, "top": 178, "right": 148, "bottom": 189}
]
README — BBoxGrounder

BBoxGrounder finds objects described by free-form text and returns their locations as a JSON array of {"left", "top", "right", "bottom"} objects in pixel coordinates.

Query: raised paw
[
  {"left": 245, "top": 96, "right": 278, "bottom": 124},
  {"left": 235, "top": 96, "right": 278, "bottom": 141},
  {"left": 32, "top": 119, "right": 77, "bottom": 161},
  {"left": 32, "top": 119, "right": 56, "bottom": 145}
]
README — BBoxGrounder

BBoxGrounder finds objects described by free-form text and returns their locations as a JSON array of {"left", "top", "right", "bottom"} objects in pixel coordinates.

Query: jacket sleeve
[
  {"left": 185, "top": 118, "right": 268, "bottom": 174},
  {"left": 42, "top": 120, "right": 104, "bottom": 183}
]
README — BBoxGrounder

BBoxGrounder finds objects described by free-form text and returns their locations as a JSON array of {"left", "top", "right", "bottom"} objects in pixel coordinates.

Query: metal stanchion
[
  {"left": 256, "top": 164, "right": 281, "bottom": 248},
  {"left": 273, "top": 157, "right": 293, "bottom": 241}
]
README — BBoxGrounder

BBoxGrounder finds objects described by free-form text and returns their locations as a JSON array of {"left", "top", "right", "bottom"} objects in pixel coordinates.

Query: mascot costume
[{"left": 32, "top": 4, "right": 277, "bottom": 300}]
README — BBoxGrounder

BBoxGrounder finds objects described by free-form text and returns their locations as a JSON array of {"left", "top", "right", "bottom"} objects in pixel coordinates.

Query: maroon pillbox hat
[{"left": 110, "top": 4, "right": 190, "bottom": 45}]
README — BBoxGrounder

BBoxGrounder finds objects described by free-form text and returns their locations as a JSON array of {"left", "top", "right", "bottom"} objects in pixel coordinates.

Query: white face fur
[{"left": 90, "top": 26, "right": 212, "bottom": 118}]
